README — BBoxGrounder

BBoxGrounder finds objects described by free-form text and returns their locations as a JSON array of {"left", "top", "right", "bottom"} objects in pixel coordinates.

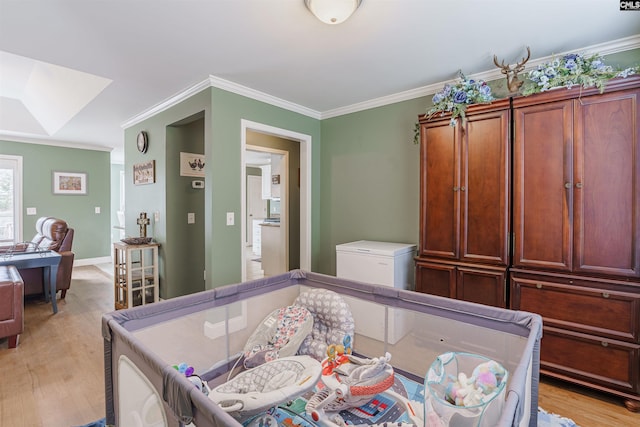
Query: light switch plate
[
  {"left": 95, "top": 207, "right": 101, "bottom": 214},
  {"left": 154, "top": 212, "right": 160, "bottom": 222},
  {"left": 226, "top": 212, "right": 234, "bottom": 226}
]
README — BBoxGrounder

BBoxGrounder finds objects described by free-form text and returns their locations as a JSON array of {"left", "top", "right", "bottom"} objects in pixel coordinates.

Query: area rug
[
  {"left": 538, "top": 407, "right": 579, "bottom": 427},
  {"left": 74, "top": 419, "right": 106, "bottom": 427},
  {"left": 75, "top": 408, "right": 578, "bottom": 427}
]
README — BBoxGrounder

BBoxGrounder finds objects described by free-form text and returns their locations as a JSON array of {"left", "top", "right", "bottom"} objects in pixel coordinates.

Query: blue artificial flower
[
  {"left": 564, "top": 53, "right": 578, "bottom": 62},
  {"left": 545, "top": 67, "right": 557, "bottom": 78},
  {"left": 433, "top": 92, "right": 445, "bottom": 104},
  {"left": 565, "top": 59, "right": 577, "bottom": 71},
  {"left": 453, "top": 90, "right": 467, "bottom": 104},
  {"left": 478, "top": 84, "right": 492, "bottom": 97}
]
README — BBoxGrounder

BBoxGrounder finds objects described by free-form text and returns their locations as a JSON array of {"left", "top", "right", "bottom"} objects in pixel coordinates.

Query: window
[{"left": 0, "top": 155, "right": 23, "bottom": 244}]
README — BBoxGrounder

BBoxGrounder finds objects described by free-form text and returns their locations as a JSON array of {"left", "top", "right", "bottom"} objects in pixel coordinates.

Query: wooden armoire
[{"left": 416, "top": 76, "right": 640, "bottom": 411}]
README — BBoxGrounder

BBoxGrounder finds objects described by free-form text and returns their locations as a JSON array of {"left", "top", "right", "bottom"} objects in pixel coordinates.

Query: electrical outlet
[
  {"left": 26, "top": 207, "right": 37, "bottom": 215},
  {"left": 154, "top": 212, "right": 160, "bottom": 222},
  {"left": 187, "top": 213, "right": 195, "bottom": 224},
  {"left": 226, "top": 212, "right": 234, "bottom": 226},
  {"left": 95, "top": 207, "right": 101, "bottom": 214}
]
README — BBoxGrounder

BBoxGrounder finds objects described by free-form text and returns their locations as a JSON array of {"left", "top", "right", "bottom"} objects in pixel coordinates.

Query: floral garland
[
  {"left": 426, "top": 72, "right": 495, "bottom": 126},
  {"left": 521, "top": 52, "right": 639, "bottom": 96}
]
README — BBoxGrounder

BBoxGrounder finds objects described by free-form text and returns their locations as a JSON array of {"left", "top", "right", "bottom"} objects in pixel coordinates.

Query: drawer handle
[
  {"left": 602, "top": 292, "right": 610, "bottom": 299},
  {"left": 601, "top": 342, "right": 609, "bottom": 347},
  {"left": 536, "top": 283, "right": 542, "bottom": 289}
]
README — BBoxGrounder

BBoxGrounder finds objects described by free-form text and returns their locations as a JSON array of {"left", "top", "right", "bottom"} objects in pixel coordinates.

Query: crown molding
[
  {"left": 0, "top": 132, "right": 112, "bottom": 152},
  {"left": 321, "top": 34, "right": 640, "bottom": 119},
  {"left": 123, "top": 35, "right": 640, "bottom": 125},
  {"left": 122, "top": 75, "right": 322, "bottom": 129},
  {"left": 120, "top": 79, "right": 212, "bottom": 129},
  {"left": 207, "top": 76, "right": 322, "bottom": 120}
]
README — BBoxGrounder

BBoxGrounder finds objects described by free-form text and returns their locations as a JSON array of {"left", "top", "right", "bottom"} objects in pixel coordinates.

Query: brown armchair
[{"left": 19, "top": 217, "right": 75, "bottom": 299}]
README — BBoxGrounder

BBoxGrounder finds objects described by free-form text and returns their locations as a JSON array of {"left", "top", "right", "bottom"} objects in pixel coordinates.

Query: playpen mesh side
[{"left": 103, "top": 270, "right": 542, "bottom": 427}]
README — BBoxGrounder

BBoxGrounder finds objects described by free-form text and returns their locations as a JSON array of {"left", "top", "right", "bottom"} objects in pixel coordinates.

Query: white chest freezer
[
  {"left": 336, "top": 240, "right": 416, "bottom": 344},
  {"left": 336, "top": 240, "right": 416, "bottom": 289}
]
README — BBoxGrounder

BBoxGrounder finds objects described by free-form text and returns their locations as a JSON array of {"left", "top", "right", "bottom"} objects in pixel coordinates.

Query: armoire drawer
[
  {"left": 511, "top": 274, "right": 640, "bottom": 343},
  {"left": 541, "top": 327, "right": 640, "bottom": 394}
]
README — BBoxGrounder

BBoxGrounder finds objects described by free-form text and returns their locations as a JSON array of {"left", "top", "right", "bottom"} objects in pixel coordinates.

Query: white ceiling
[{"left": 0, "top": 1, "right": 638, "bottom": 163}]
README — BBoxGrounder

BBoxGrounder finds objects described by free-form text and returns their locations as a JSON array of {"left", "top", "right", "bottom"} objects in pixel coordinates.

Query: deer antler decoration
[{"left": 493, "top": 46, "right": 531, "bottom": 93}]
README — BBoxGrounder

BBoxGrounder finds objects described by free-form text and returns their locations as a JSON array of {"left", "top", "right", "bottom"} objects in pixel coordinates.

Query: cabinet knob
[
  {"left": 453, "top": 187, "right": 459, "bottom": 192},
  {"left": 460, "top": 186, "right": 466, "bottom": 192},
  {"left": 575, "top": 183, "right": 583, "bottom": 189},
  {"left": 536, "top": 283, "right": 542, "bottom": 289},
  {"left": 601, "top": 342, "right": 609, "bottom": 347},
  {"left": 602, "top": 292, "right": 610, "bottom": 299},
  {"left": 564, "top": 182, "right": 572, "bottom": 189}
]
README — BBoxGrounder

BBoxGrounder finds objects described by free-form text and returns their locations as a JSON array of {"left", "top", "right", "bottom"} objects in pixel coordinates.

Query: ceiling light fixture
[{"left": 304, "top": 0, "right": 362, "bottom": 25}]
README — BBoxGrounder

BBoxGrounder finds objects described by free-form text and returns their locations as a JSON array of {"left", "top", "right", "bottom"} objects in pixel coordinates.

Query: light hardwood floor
[{"left": 1, "top": 264, "right": 638, "bottom": 426}]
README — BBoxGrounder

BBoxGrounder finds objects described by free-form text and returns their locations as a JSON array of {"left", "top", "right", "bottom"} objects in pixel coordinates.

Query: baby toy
[
  {"left": 322, "top": 335, "right": 353, "bottom": 375},
  {"left": 444, "top": 360, "right": 506, "bottom": 407},
  {"left": 173, "top": 362, "right": 210, "bottom": 396}
]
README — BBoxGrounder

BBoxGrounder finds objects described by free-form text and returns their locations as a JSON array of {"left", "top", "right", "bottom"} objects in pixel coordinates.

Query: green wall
[
  {"left": 207, "top": 88, "right": 321, "bottom": 286},
  {"left": 317, "top": 99, "right": 423, "bottom": 275},
  {"left": 166, "top": 113, "right": 206, "bottom": 297},
  {"left": 124, "top": 87, "right": 321, "bottom": 295},
  {"left": 0, "top": 140, "right": 111, "bottom": 259}
]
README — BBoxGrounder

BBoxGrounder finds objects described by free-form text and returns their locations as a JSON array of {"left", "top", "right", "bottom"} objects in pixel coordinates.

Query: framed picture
[
  {"left": 133, "top": 160, "right": 156, "bottom": 185},
  {"left": 52, "top": 171, "right": 87, "bottom": 195},
  {"left": 180, "top": 152, "right": 205, "bottom": 177}
]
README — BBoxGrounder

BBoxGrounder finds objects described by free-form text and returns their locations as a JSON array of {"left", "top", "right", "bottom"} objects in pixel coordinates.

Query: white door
[{"left": 246, "top": 175, "right": 266, "bottom": 246}]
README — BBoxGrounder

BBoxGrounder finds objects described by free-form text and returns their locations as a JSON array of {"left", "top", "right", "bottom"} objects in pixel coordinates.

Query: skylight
[{"left": 0, "top": 50, "right": 112, "bottom": 137}]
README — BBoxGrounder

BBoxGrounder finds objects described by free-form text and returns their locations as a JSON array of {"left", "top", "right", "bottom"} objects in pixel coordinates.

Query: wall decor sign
[
  {"left": 180, "top": 152, "right": 205, "bottom": 177},
  {"left": 133, "top": 160, "right": 156, "bottom": 185},
  {"left": 52, "top": 171, "right": 87, "bottom": 195}
]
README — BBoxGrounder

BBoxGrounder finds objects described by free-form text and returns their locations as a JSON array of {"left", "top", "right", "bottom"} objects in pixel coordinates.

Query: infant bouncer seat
[{"left": 208, "top": 355, "right": 322, "bottom": 420}]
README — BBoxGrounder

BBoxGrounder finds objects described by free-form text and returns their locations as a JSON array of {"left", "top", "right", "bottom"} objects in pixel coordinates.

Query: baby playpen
[{"left": 102, "top": 270, "right": 542, "bottom": 427}]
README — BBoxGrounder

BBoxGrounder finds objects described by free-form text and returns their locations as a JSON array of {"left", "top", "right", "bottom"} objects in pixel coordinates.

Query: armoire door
[
  {"left": 419, "top": 121, "right": 459, "bottom": 260},
  {"left": 573, "top": 88, "right": 640, "bottom": 278},
  {"left": 513, "top": 99, "right": 574, "bottom": 272},
  {"left": 460, "top": 109, "right": 510, "bottom": 266}
]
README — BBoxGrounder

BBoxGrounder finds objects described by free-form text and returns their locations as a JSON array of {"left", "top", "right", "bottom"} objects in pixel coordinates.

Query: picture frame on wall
[
  {"left": 133, "top": 160, "right": 156, "bottom": 185},
  {"left": 52, "top": 171, "right": 87, "bottom": 195},
  {"left": 180, "top": 152, "right": 205, "bottom": 177}
]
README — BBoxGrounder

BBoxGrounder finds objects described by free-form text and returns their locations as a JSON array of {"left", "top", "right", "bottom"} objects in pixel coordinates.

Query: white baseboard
[{"left": 74, "top": 256, "right": 112, "bottom": 267}]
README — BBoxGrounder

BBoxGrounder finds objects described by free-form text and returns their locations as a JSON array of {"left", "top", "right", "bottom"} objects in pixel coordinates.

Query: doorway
[
  {"left": 245, "top": 146, "right": 288, "bottom": 279},
  {"left": 240, "top": 120, "right": 312, "bottom": 281}
]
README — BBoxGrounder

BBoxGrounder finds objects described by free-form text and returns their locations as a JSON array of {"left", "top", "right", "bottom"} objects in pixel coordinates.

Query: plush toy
[
  {"left": 444, "top": 360, "right": 506, "bottom": 407},
  {"left": 472, "top": 360, "right": 506, "bottom": 394}
]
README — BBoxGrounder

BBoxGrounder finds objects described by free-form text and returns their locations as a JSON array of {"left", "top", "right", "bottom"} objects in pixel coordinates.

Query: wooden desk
[{"left": 0, "top": 251, "right": 62, "bottom": 314}]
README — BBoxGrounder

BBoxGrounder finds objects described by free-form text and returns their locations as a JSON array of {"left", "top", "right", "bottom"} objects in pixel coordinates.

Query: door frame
[{"left": 240, "top": 120, "right": 312, "bottom": 281}]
